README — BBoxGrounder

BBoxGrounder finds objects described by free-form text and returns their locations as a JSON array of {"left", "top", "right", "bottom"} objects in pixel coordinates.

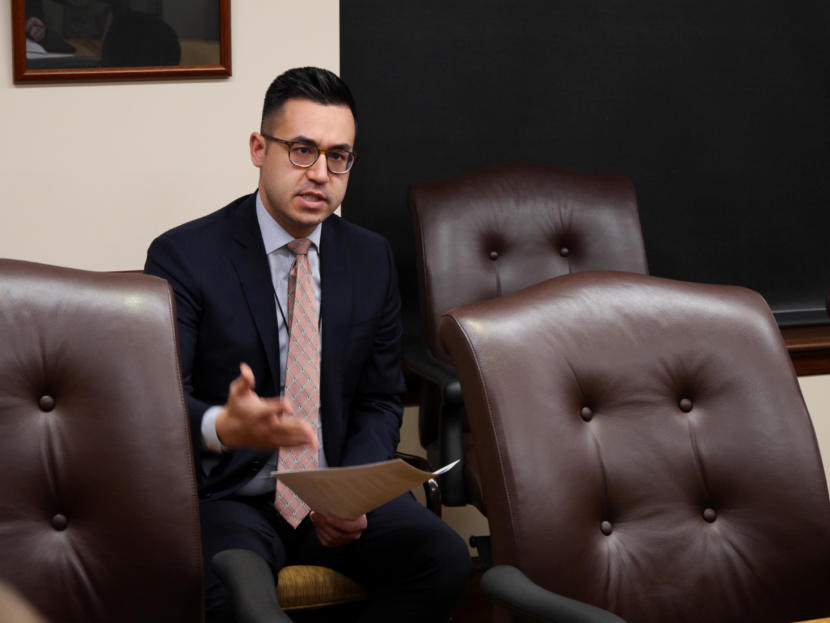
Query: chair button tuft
[
  {"left": 703, "top": 508, "right": 717, "bottom": 522},
  {"left": 39, "top": 395, "right": 55, "bottom": 412},
  {"left": 489, "top": 251, "right": 499, "bottom": 260},
  {"left": 559, "top": 247, "right": 570, "bottom": 257},
  {"left": 600, "top": 521, "right": 613, "bottom": 535},
  {"left": 580, "top": 406, "right": 593, "bottom": 422},
  {"left": 51, "top": 514, "right": 68, "bottom": 530},
  {"left": 679, "top": 398, "right": 693, "bottom": 412}
]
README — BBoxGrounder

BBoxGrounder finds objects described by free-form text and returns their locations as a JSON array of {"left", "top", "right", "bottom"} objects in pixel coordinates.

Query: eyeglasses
[{"left": 261, "top": 134, "right": 356, "bottom": 174}]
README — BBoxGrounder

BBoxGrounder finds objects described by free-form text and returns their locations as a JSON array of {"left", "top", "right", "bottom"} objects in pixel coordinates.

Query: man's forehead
[{"left": 266, "top": 98, "right": 355, "bottom": 140}]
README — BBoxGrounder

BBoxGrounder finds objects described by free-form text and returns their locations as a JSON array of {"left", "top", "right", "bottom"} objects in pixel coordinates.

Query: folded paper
[{"left": 272, "top": 458, "right": 459, "bottom": 519}]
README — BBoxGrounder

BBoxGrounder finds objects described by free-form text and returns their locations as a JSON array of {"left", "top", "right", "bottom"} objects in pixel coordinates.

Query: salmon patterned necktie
[{"left": 275, "top": 238, "right": 320, "bottom": 527}]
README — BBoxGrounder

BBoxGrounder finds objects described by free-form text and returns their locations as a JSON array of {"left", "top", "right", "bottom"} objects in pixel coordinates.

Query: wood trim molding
[
  {"left": 782, "top": 323, "right": 830, "bottom": 376},
  {"left": 12, "top": 0, "right": 231, "bottom": 83}
]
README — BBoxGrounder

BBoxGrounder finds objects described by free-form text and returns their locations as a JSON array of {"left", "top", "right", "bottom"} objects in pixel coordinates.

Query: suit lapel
[
  {"left": 229, "top": 195, "right": 281, "bottom": 394},
  {"left": 320, "top": 216, "right": 351, "bottom": 414}
]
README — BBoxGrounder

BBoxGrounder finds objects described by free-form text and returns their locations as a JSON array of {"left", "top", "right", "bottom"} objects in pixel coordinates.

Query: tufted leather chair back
[
  {"left": 440, "top": 271, "right": 830, "bottom": 623},
  {"left": 0, "top": 260, "right": 203, "bottom": 623},
  {"left": 411, "top": 163, "right": 648, "bottom": 364}
]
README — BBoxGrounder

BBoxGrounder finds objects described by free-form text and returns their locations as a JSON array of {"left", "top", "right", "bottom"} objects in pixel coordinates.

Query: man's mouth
[{"left": 297, "top": 190, "right": 328, "bottom": 206}]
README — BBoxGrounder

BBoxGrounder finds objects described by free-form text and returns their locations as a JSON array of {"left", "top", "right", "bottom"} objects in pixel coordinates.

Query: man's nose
[{"left": 305, "top": 155, "right": 330, "bottom": 182}]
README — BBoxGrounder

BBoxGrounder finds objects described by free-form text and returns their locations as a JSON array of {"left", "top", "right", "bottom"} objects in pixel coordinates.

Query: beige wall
[
  {"left": 0, "top": 1, "right": 339, "bottom": 271},
  {"left": 2, "top": 1, "right": 829, "bottom": 548},
  {"left": 801, "top": 375, "right": 830, "bottom": 488}
]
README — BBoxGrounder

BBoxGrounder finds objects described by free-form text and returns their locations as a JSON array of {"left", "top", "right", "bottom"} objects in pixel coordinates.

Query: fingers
[
  {"left": 260, "top": 395, "right": 293, "bottom": 416},
  {"left": 221, "top": 363, "right": 318, "bottom": 451},
  {"left": 296, "top": 420, "right": 318, "bottom": 449},
  {"left": 311, "top": 511, "right": 367, "bottom": 534},
  {"left": 239, "top": 362, "right": 255, "bottom": 387},
  {"left": 310, "top": 512, "right": 366, "bottom": 547},
  {"left": 218, "top": 409, "right": 317, "bottom": 451},
  {"left": 221, "top": 362, "right": 319, "bottom": 450},
  {"left": 228, "top": 367, "right": 252, "bottom": 401},
  {"left": 273, "top": 417, "right": 318, "bottom": 450},
  {"left": 261, "top": 399, "right": 315, "bottom": 448},
  {"left": 229, "top": 362, "right": 255, "bottom": 397}
]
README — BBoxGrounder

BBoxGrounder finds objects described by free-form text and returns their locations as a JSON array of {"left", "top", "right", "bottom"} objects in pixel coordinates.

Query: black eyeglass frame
[{"left": 261, "top": 134, "right": 356, "bottom": 174}]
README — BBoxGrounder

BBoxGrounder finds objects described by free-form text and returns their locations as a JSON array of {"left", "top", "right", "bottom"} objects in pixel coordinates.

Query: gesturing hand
[
  {"left": 310, "top": 511, "right": 367, "bottom": 547},
  {"left": 215, "top": 363, "right": 318, "bottom": 451}
]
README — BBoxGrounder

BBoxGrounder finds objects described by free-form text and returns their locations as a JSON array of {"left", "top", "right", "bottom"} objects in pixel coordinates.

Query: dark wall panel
[{"left": 341, "top": 1, "right": 830, "bottom": 336}]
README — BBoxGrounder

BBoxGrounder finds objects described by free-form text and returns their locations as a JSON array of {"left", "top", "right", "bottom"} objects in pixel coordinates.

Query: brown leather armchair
[
  {"left": 0, "top": 259, "right": 203, "bottom": 623},
  {"left": 408, "top": 163, "right": 649, "bottom": 513},
  {"left": 439, "top": 271, "right": 830, "bottom": 623},
  {"left": 0, "top": 260, "right": 436, "bottom": 622}
]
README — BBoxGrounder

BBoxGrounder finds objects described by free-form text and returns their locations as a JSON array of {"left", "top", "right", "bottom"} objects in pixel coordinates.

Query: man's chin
[{"left": 281, "top": 209, "right": 334, "bottom": 237}]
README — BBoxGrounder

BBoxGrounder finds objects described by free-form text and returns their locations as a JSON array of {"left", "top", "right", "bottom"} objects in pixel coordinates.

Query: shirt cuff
[{"left": 201, "top": 405, "right": 227, "bottom": 453}]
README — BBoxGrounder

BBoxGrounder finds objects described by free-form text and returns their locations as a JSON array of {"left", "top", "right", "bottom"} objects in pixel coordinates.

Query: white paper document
[
  {"left": 26, "top": 39, "right": 73, "bottom": 59},
  {"left": 272, "top": 458, "right": 459, "bottom": 519}
]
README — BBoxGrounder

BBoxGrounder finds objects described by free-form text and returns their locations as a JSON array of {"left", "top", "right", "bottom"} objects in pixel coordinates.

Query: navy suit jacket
[{"left": 145, "top": 193, "right": 406, "bottom": 499}]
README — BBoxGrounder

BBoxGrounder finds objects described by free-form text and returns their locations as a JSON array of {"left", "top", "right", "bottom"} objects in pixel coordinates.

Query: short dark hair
[{"left": 261, "top": 67, "right": 358, "bottom": 131}]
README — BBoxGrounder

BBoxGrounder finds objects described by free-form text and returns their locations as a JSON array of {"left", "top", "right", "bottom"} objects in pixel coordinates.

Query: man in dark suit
[{"left": 145, "top": 67, "right": 471, "bottom": 622}]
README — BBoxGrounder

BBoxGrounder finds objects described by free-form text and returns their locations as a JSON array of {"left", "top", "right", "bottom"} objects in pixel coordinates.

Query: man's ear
[{"left": 249, "top": 132, "right": 266, "bottom": 168}]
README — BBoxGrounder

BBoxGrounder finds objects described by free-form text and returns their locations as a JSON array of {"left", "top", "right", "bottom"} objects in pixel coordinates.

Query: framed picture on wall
[{"left": 11, "top": 0, "right": 231, "bottom": 83}]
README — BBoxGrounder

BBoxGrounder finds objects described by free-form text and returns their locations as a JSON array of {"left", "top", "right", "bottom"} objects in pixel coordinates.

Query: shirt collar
[{"left": 255, "top": 191, "right": 322, "bottom": 254}]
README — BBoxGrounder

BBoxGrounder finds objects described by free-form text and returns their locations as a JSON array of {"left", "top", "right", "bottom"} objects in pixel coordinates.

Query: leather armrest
[
  {"left": 396, "top": 451, "right": 442, "bottom": 515},
  {"left": 211, "top": 550, "right": 291, "bottom": 623},
  {"left": 403, "top": 340, "right": 467, "bottom": 506},
  {"left": 403, "top": 341, "right": 463, "bottom": 407},
  {"left": 481, "top": 565, "right": 627, "bottom": 623}
]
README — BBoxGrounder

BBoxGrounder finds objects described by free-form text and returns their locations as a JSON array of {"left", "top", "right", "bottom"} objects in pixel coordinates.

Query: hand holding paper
[
  {"left": 273, "top": 458, "right": 459, "bottom": 519},
  {"left": 309, "top": 511, "right": 367, "bottom": 547}
]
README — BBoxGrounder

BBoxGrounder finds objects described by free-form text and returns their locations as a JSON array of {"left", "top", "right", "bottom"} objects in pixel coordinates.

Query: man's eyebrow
[{"left": 289, "top": 135, "right": 353, "bottom": 150}]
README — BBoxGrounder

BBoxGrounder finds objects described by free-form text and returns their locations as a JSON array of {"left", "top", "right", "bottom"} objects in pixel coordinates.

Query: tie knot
[{"left": 287, "top": 239, "right": 312, "bottom": 256}]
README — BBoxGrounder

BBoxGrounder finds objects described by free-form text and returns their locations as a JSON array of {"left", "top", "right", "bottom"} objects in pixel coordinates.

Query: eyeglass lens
[{"left": 289, "top": 144, "right": 354, "bottom": 173}]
